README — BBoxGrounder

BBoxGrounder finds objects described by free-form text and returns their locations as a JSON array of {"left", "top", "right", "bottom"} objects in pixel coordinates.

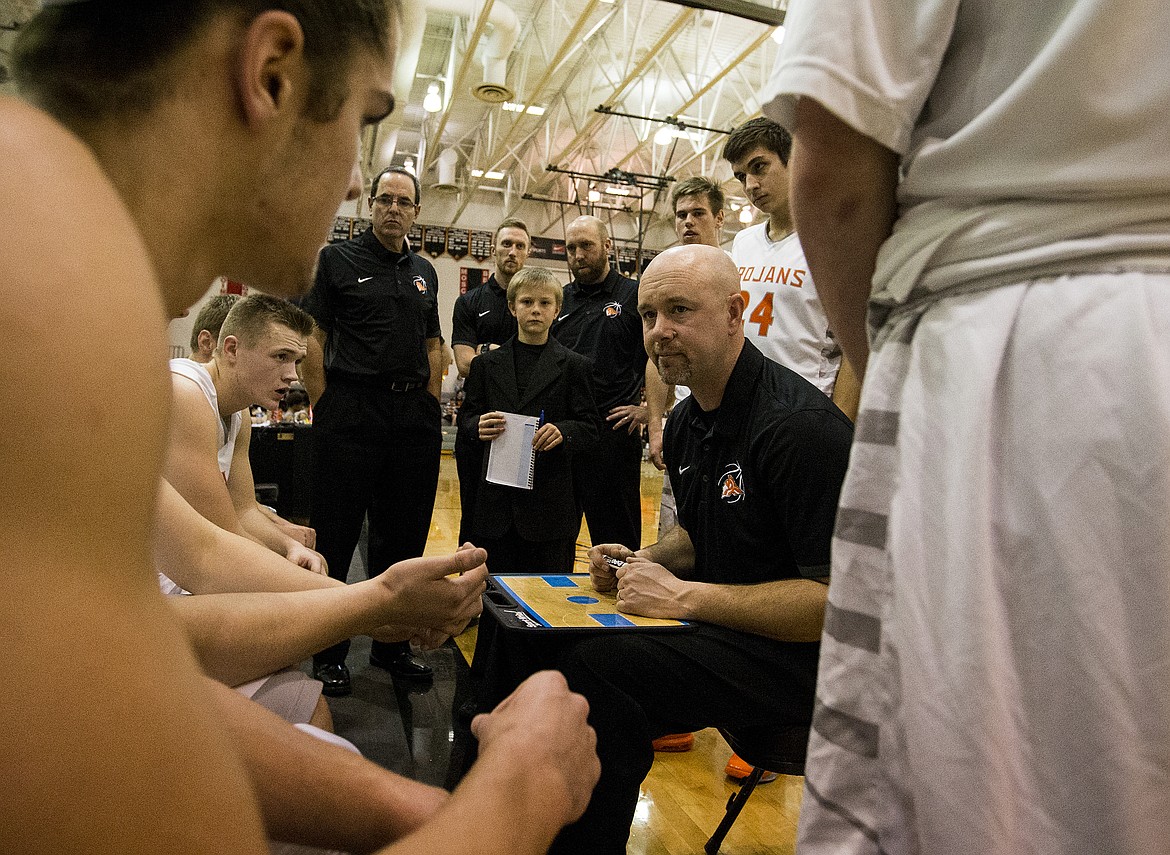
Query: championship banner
[
  {"left": 446, "top": 227, "right": 470, "bottom": 261},
  {"left": 423, "top": 225, "right": 447, "bottom": 258},
  {"left": 331, "top": 216, "right": 352, "bottom": 243},
  {"left": 407, "top": 222, "right": 424, "bottom": 248},
  {"left": 470, "top": 229, "right": 494, "bottom": 261}
]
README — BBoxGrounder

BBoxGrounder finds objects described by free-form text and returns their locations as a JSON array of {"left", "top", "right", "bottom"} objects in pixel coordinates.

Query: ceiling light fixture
[
  {"left": 471, "top": 169, "right": 506, "bottom": 180},
  {"left": 739, "top": 206, "right": 754, "bottom": 224},
  {"left": 771, "top": 25, "right": 786, "bottom": 45},
  {"left": 423, "top": 82, "right": 442, "bottom": 113},
  {"left": 502, "top": 101, "right": 546, "bottom": 116},
  {"left": 587, "top": 188, "right": 602, "bottom": 203}
]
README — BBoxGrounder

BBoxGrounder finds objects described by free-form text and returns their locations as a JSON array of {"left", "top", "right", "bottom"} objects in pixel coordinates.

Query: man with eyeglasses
[{"left": 301, "top": 166, "right": 445, "bottom": 695}]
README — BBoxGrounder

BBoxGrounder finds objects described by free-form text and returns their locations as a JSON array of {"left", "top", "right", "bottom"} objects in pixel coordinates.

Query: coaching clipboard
[{"left": 484, "top": 573, "right": 694, "bottom": 633}]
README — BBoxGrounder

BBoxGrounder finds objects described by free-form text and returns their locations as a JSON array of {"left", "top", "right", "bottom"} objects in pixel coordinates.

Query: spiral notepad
[{"left": 485, "top": 412, "right": 538, "bottom": 490}]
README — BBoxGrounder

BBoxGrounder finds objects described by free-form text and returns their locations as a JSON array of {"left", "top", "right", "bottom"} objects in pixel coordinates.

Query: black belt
[
  {"left": 328, "top": 372, "right": 424, "bottom": 392},
  {"left": 388, "top": 380, "right": 423, "bottom": 392}
]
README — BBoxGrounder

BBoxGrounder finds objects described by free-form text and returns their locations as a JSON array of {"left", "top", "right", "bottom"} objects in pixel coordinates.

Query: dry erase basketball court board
[{"left": 485, "top": 573, "right": 694, "bottom": 633}]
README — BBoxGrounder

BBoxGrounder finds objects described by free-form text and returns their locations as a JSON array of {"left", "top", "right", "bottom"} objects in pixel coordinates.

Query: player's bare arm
[
  {"left": 1, "top": 95, "right": 266, "bottom": 854},
  {"left": 830, "top": 356, "right": 862, "bottom": 421},
  {"left": 384, "top": 672, "right": 599, "bottom": 855},
  {"left": 789, "top": 97, "right": 899, "bottom": 377},
  {"left": 166, "top": 373, "right": 254, "bottom": 534},
  {"left": 213, "top": 681, "right": 452, "bottom": 852},
  {"left": 156, "top": 478, "right": 340, "bottom": 595},
  {"left": 228, "top": 417, "right": 328, "bottom": 573},
  {"left": 172, "top": 549, "right": 486, "bottom": 687}
]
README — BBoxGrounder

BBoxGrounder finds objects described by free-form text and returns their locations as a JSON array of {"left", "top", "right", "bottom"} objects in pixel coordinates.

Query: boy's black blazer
[{"left": 456, "top": 336, "right": 600, "bottom": 541}]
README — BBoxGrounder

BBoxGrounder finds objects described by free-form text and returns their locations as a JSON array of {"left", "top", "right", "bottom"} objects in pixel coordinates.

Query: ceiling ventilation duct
[
  {"left": 432, "top": 148, "right": 460, "bottom": 193},
  {"left": 465, "top": 1, "right": 518, "bottom": 103}
]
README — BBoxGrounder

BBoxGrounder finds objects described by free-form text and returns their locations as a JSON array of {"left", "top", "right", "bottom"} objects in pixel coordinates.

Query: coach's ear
[
  {"left": 235, "top": 10, "right": 306, "bottom": 127},
  {"left": 727, "top": 291, "right": 746, "bottom": 330}
]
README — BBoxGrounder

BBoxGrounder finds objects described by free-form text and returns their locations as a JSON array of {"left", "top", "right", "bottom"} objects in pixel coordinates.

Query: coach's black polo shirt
[
  {"left": 550, "top": 267, "right": 644, "bottom": 413},
  {"left": 303, "top": 228, "right": 440, "bottom": 384},
  {"left": 664, "top": 340, "right": 853, "bottom": 586},
  {"left": 450, "top": 275, "right": 516, "bottom": 350}
]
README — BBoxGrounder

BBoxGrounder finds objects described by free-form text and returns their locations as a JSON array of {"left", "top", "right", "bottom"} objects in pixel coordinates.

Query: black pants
[
  {"left": 573, "top": 426, "right": 643, "bottom": 552},
  {"left": 453, "top": 439, "right": 480, "bottom": 546},
  {"left": 476, "top": 525, "right": 576, "bottom": 575},
  {"left": 473, "top": 612, "right": 820, "bottom": 854},
  {"left": 311, "top": 381, "right": 442, "bottom": 667}
]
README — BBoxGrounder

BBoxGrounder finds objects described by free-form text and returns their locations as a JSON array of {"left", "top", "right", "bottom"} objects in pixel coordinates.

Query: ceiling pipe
[
  {"left": 433, "top": 147, "right": 460, "bottom": 193},
  {"left": 369, "top": 0, "right": 519, "bottom": 172},
  {"left": 428, "top": 0, "right": 519, "bottom": 103}
]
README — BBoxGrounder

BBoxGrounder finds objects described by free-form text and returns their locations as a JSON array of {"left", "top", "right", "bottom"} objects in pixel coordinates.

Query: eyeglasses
[{"left": 371, "top": 194, "right": 417, "bottom": 209}]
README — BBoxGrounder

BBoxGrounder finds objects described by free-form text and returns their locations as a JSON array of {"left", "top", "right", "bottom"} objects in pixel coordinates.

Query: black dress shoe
[
  {"left": 313, "top": 662, "right": 352, "bottom": 697},
  {"left": 369, "top": 649, "right": 433, "bottom": 680}
]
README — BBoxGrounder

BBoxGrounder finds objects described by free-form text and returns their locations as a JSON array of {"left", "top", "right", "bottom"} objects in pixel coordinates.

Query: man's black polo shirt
[
  {"left": 450, "top": 275, "right": 515, "bottom": 350},
  {"left": 664, "top": 340, "right": 853, "bottom": 586},
  {"left": 550, "top": 267, "right": 644, "bottom": 413},
  {"left": 302, "top": 228, "right": 440, "bottom": 384}
]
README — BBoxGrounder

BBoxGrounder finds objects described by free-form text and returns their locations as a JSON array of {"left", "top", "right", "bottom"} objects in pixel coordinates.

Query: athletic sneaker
[
  {"left": 724, "top": 752, "right": 778, "bottom": 783},
  {"left": 652, "top": 732, "right": 695, "bottom": 752}
]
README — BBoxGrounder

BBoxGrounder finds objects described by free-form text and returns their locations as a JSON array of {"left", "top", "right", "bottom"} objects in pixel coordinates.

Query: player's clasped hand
[{"left": 471, "top": 671, "right": 600, "bottom": 828}]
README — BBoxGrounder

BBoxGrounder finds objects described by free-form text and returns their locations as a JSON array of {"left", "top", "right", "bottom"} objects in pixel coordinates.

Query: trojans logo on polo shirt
[
  {"left": 603, "top": 301, "right": 623, "bottom": 318},
  {"left": 413, "top": 275, "right": 428, "bottom": 294},
  {"left": 719, "top": 462, "right": 746, "bottom": 504}
]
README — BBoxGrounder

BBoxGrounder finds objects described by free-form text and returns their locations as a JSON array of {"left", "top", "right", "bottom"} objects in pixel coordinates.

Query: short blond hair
[
  {"left": 219, "top": 293, "right": 315, "bottom": 350},
  {"left": 506, "top": 267, "right": 563, "bottom": 309}
]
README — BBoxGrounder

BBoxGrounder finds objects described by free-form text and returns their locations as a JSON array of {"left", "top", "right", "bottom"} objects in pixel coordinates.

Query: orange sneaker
[
  {"left": 652, "top": 732, "right": 695, "bottom": 752},
  {"left": 724, "top": 753, "right": 778, "bottom": 783}
]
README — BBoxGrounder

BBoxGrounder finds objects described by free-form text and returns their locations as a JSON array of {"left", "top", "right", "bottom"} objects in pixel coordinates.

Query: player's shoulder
[
  {"left": 1, "top": 97, "right": 170, "bottom": 557},
  {"left": 169, "top": 365, "right": 220, "bottom": 430},
  {"left": 731, "top": 222, "right": 763, "bottom": 253},
  {"left": 1, "top": 97, "right": 153, "bottom": 287}
]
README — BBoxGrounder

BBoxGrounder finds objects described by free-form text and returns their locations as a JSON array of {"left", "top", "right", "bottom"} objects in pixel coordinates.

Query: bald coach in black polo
[
  {"left": 301, "top": 166, "right": 444, "bottom": 695},
  {"left": 552, "top": 215, "right": 647, "bottom": 553}
]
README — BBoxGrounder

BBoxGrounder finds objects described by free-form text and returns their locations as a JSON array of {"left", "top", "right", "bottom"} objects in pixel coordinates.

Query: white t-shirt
[
  {"left": 763, "top": 0, "right": 1170, "bottom": 339},
  {"left": 169, "top": 358, "right": 242, "bottom": 480},
  {"left": 731, "top": 223, "right": 841, "bottom": 396}
]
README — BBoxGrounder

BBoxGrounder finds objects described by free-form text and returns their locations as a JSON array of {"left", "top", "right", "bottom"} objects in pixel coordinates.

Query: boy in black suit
[{"left": 457, "top": 268, "right": 600, "bottom": 572}]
